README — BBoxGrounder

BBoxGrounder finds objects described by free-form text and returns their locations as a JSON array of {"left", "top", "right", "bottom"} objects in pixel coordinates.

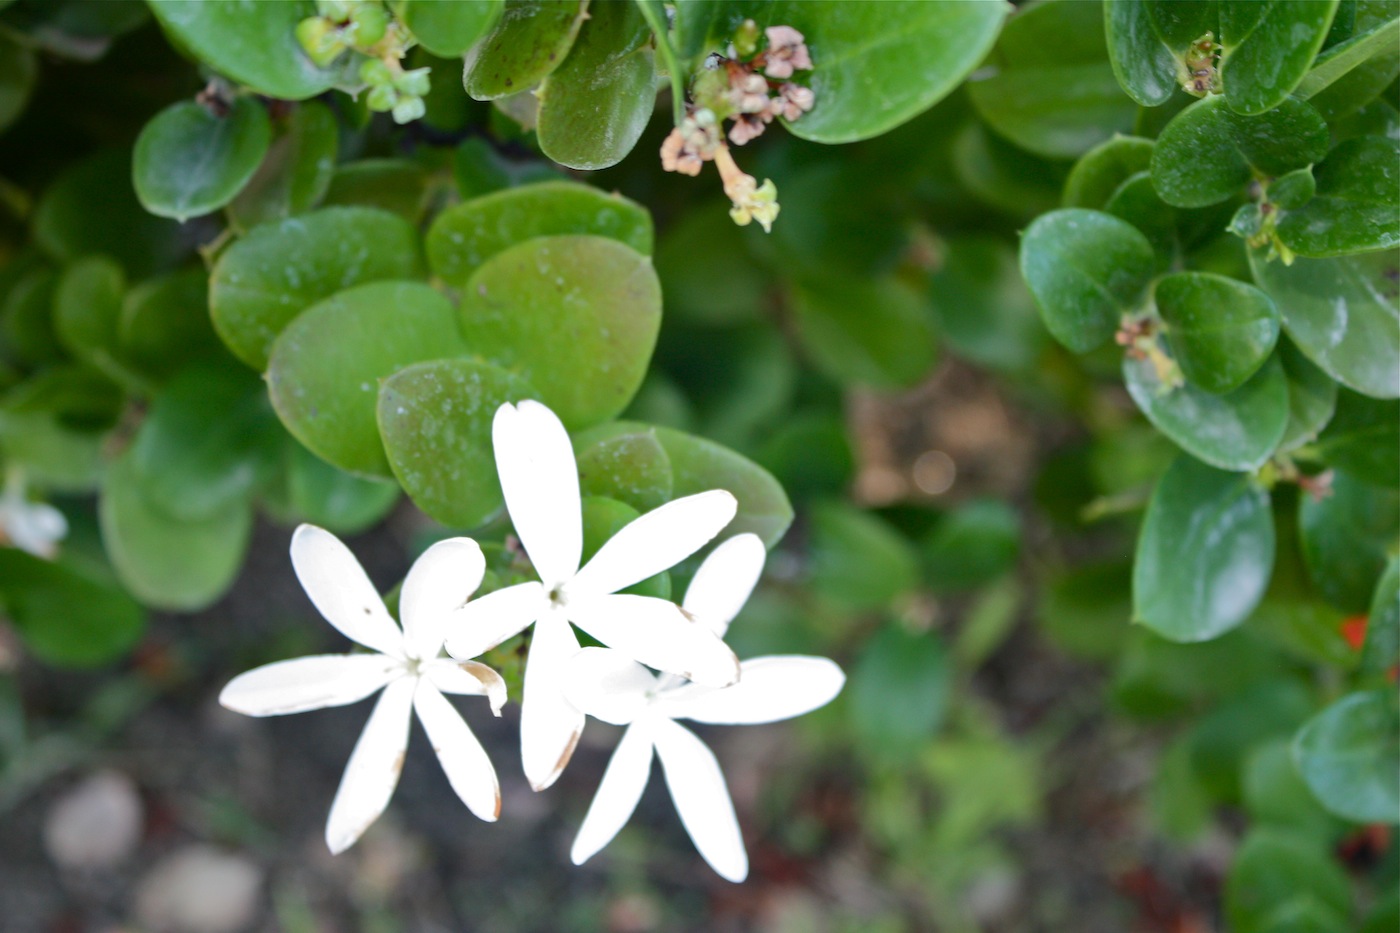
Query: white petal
[
  {"left": 6, "top": 500, "right": 67, "bottom": 557},
  {"left": 399, "top": 537, "right": 485, "bottom": 661},
  {"left": 662, "top": 656, "right": 845, "bottom": 725},
  {"left": 568, "top": 594, "right": 740, "bottom": 688},
  {"left": 291, "top": 525, "right": 404, "bottom": 658},
  {"left": 413, "top": 682, "right": 501, "bottom": 822},
  {"left": 519, "top": 611, "right": 585, "bottom": 791},
  {"left": 493, "top": 401, "right": 582, "bottom": 589},
  {"left": 219, "top": 654, "right": 400, "bottom": 716},
  {"left": 422, "top": 658, "right": 508, "bottom": 716},
  {"left": 571, "top": 720, "right": 654, "bottom": 866},
  {"left": 443, "top": 581, "right": 548, "bottom": 660},
  {"left": 682, "top": 533, "right": 766, "bottom": 637},
  {"left": 652, "top": 718, "right": 748, "bottom": 883},
  {"left": 561, "top": 647, "right": 657, "bottom": 725},
  {"left": 569, "top": 490, "right": 738, "bottom": 599},
  {"left": 324, "top": 675, "right": 415, "bottom": 854}
]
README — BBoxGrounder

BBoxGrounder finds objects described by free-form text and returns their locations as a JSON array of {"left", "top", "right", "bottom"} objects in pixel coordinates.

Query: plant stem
[{"left": 635, "top": 0, "right": 686, "bottom": 126}]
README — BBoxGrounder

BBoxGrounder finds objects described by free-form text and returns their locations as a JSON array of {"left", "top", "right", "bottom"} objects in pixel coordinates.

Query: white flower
[
  {"left": 0, "top": 473, "right": 67, "bottom": 559},
  {"left": 562, "top": 534, "right": 845, "bottom": 882},
  {"left": 220, "top": 525, "right": 505, "bottom": 854},
  {"left": 443, "top": 400, "right": 742, "bottom": 792}
]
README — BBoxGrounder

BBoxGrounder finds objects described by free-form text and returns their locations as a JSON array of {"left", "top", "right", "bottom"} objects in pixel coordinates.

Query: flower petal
[
  {"left": 443, "top": 581, "right": 548, "bottom": 660},
  {"left": 422, "top": 658, "right": 508, "bottom": 716},
  {"left": 661, "top": 656, "right": 845, "bottom": 725},
  {"left": 399, "top": 537, "right": 485, "bottom": 661},
  {"left": 568, "top": 594, "right": 740, "bottom": 688},
  {"left": 219, "top": 654, "right": 400, "bottom": 717},
  {"left": 291, "top": 524, "right": 404, "bottom": 658},
  {"left": 519, "top": 611, "right": 585, "bottom": 791},
  {"left": 324, "top": 675, "right": 415, "bottom": 854},
  {"left": 681, "top": 532, "right": 766, "bottom": 637},
  {"left": 561, "top": 647, "right": 657, "bottom": 725},
  {"left": 413, "top": 682, "right": 501, "bottom": 822},
  {"left": 6, "top": 499, "right": 67, "bottom": 557},
  {"left": 571, "top": 719, "right": 655, "bottom": 866},
  {"left": 570, "top": 490, "right": 738, "bottom": 599},
  {"left": 493, "top": 401, "right": 582, "bottom": 589},
  {"left": 651, "top": 718, "right": 747, "bottom": 883}
]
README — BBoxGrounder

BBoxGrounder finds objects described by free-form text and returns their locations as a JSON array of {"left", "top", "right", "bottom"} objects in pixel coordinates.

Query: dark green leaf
[
  {"left": 227, "top": 100, "right": 339, "bottom": 231},
  {"left": 1104, "top": 171, "right": 1179, "bottom": 270},
  {"left": 653, "top": 423, "right": 792, "bottom": 547},
  {"left": 1, "top": 267, "right": 64, "bottom": 366},
  {"left": 1062, "top": 134, "right": 1155, "bottom": 208},
  {"left": 320, "top": 159, "right": 429, "bottom": 224},
  {"left": 951, "top": 121, "right": 1065, "bottom": 220},
  {"left": 1225, "top": 829, "right": 1352, "bottom": 933},
  {"left": 1293, "top": 689, "right": 1400, "bottom": 823},
  {"left": 1276, "top": 136, "right": 1400, "bottom": 258},
  {"left": 928, "top": 235, "right": 1046, "bottom": 372},
  {"left": 1219, "top": 0, "right": 1340, "bottom": 114},
  {"left": 53, "top": 256, "right": 125, "bottom": 375},
  {"left": 1156, "top": 271, "right": 1280, "bottom": 393},
  {"left": 1038, "top": 561, "right": 1132, "bottom": 661},
  {"left": 133, "top": 96, "right": 271, "bottom": 222},
  {"left": 400, "top": 0, "right": 502, "bottom": 56},
  {"left": 1134, "top": 455, "right": 1275, "bottom": 641},
  {"left": 1188, "top": 679, "right": 1314, "bottom": 801},
  {"left": 119, "top": 268, "right": 223, "bottom": 382},
  {"left": 574, "top": 427, "right": 674, "bottom": 515},
  {"left": 1299, "top": 470, "right": 1398, "bottom": 613},
  {"left": 1360, "top": 558, "right": 1398, "bottom": 676},
  {"left": 278, "top": 441, "right": 400, "bottom": 535},
  {"left": 1297, "top": 14, "right": 1400, "bottom": 99},
  {"left": 1242, "top": 740, "right": 1338, "bottom": 838},
  {"left": 0, "top": 33, "right": 36, "bottom": 133},
  {"left": 754, "top": 412, "right": 853, "bottom": 504},
  {"left": 922, "top": 499, "right": 1020, "bottom": 594},
  {"left": 848, "top": 624, "right": 951, "bottom": 760},
  {"left": 655, "top": 205, "right": 767, "bottom": 328},
  {"left": 808, "top": 501, "right": 919, "bottom": 611},
  {"left": 1277, "top": 338, "right": 1338, "bottom": 453},
  {"left": 1314, "top": 389, "right": 1399, "bottom": 486},
  {"left": 789, "top": 274, "right": 936, "bottom": 389},
  {"left": 462, "top": 0, "right": 589, "bottom": 101},
  {"left": 1104, "top": 0, "right": 1180, "bottom": 106},
  {"left": 0, "top": 549, "right": 145, "bottom": 668}
]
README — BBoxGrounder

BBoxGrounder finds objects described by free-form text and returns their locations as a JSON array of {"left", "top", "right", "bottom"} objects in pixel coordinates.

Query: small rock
[
  {"left": 134, "top": 845, "right": 263, "bottom": 933},
  {"left": 43, "top": 770, "right": 144, "bottom": 870}
]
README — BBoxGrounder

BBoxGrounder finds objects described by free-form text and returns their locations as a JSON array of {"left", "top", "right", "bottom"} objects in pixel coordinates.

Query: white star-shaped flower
[
  {"left": 443, "top": 401, "right": 743, "bottom": 792},
  {"left": 0, "top": 474, "right": 67, "bottom": 559},
  {"left": 220, "top": 525, "right": 505, "bottom": 854},
  {"left": 562, "top": 534, "right": 845, "bottom": 882}
]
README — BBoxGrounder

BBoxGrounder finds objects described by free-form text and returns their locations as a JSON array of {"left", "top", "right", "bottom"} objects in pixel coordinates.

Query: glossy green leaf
[
  {"left": 0, "top": 549, "right": 145, "bottom": 668},
  {"left": 210, "top": 206, "right": 423, "bottom": 370},
  {"left": 1156, "top": 272, "right": 1280, "bottom": 393},
  {"left": 133, "top": 96, "right": 271, "bottom": 222},
  {"left": 1297, "top": 14, "right": 1400, "bottom": 99},
  {"left": 789, "top": 275, "right": 935, "bottom": 389},
  {"left": 127, "top": 366, "right": 279, "bottom": 521},
  {"left": 1360, "top": 558, "right": 1399, "bottom": 676},
  {"left": 227, "top": 101, "right": 338, "bottom": 232},
  {"left": 100, "top": 453, "right": 252, "bottom": 611},
  {"left": 1150, "top": 96, "right": 1330, "bottom": 208},
  {"left": 0, "top": 33, "right": 35, "bottom": 133},
  {"left": 1299, "top": 470, "right": 1399, "bottom": 613},
  {"left": 462, "top": 0, "right": 589, "bottom": 100},
  {"left": 119, "top": 268, "right": 223, "bottom": 382},
  {"left": 456, "top": 235, "right": 659, "bottom": 430},
  {"left": 536, "top": 0, "right": 652, "bottom": 170},
  {"left": 280, "top": 441, "right": 400, "bottom": 535},
  {"left": 1124, "top": 352, "right": 1289, "bottom": 470},
  {"left": 400, "top": 0, "right": 502, "bottom": 56},
  {"left": 268, "top": 281, "right": 468, "bottom": 477},
  {"left": 1104, "top": 171, "right": 1179, "bottom": 270},
  {"left": 1293, "top": 690, "right": 1400, "bottom": 823},
  {"left": 377, "top": 358, "right": 536, "bottom": 528},
  {"left": 1225, "top": 829, "right": 1352, "bottom": 933},
  {"left": 808, "top": 501, "right": 919, "bottom": 611},
  {"left": 928, "top": 235, "right": 1046, "bottom": 372},
  {"left": 147, "top": 0, "right": 349, "bottom": 100},
  {"left": 1277, "top": 338, "right": 1338, "bottom": 453},
  {"left": 922, "top": 499, "right": 1020, "bottom": 594},
  {"left": 1020, "top": 208, "right": 1156, "bottom": 353},
  {"left": 1242, "top": 740, "right": 1337, "bottom": 838},
  {"left": 1134, "top": 455, "right": 1275, "bottom": 642},
  {"left": 574, "top": 429, "right": 673, "bottom": 515},
  {"left": 848, "top": 624, "right": 951, "bottom": 761},
  {"left": 1249, "top": 247, "right": 1399, "bottom": 399},
  {"left": 968, "top": 0, "right": 1136, "bottom": 158},
  {"left": 1276, "top": 136, "right": 1400, "bottom": 258},
  {"left": 1104, "top": 0, "right": 1181, "bottom": 107},
  {"left": 426, "top": 181, "right": 652, "bottom": 288},
  {"left": 321, "top": 159, "right": 429, "bottom": 224},
  {"left": 1219, "top": 0, "right": 1340, "bottom": 115},
  {"left": 767, "top": 161, "right": 912, "bottom": 276},
  {"left": 653, "top": 423, "right": 791, "bottom": 547},
  {"left": 1063, "top": 135, "right": 1155, "bottom": 208},
  {"left": 1314, "top": 389, "right": 1399, "bottom": 486}
]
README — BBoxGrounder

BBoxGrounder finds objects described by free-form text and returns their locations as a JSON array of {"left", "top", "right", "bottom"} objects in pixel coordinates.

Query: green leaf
[
  {"left": 1187, "top": 679, "right": 1314, "bottom": 800},
  {"left": 0, "top": 376, "right": 107, "bottom": 492},
  {"left": 320, "top": 159, "right": 429, "bottom": 224},
  {"left": 1250, "top": 247, "right": 1399, "bottom": 399},
  {"left": 1275, "top": 136, "right": 1400, "bottom": 258},
  {"left": 1296, "top": 14, "right": 1400, "bottom": 99},
  {"left": 1219, "top": 0, "right": 1340, "bottom": 115},
  {"left": 968, "top": 0, "right": 1136, "bottom": 159},
  {"left": 1019, "top": 208, "right": 1156, "bottom": 353},
  {"left": 1103, "top": 0, "right": 1180, "bottom": 107},
  {"left": 1314, "top": 389, "right": 1399, "bottom": 486},
  {"left": 928, "top": 235, "right": 1046, "bottom": 372},
  {"left": 268, "top": 281, "right": 468, "bottom": 477},
  {"left": 808, "top": 501, "right": 919, "bottom": 611},
  {"left": 1299, "top": 470, "right": 1399, "bottom": 613},
  {"left": 1, "top": 267, "right": 64, "bottom": 366},
  {"left": 119, "top": 268, "right": 223, "bottom": 383},
  {"left": 52, "top": 256, "right": 127, "bottom": 379},
  {"left": 1277, "top": 338, "right": 1339, "bottom": 453},
  {"left": 426, "top": 181, "right": 652, "bottom": 289},
  {"left": 0, "top": 549, "right": 145, "bottom": 668},
  {"left": 1124, "top": 351, "right": 1289, "bottom": 471},
  {"left": 654, "top": 205, "right": 766, "bottom": 328},
  {"left": 536, "top": 0, "right": 652, "bottom": 170},
  {"left": 789, "top": 274, "right": 936, "bottom": 389},
  {"left": 462, "top": 0, "right": 589, "bottom": 101},
  {"left": 922, "top": 499, "right": 1020, "bottom": 594},
  {"left": 100, "top": 453, "right": 252, "bottom": 611},
  {"left": 400, "top": 0, "right": 502, "bottom": 56},
  {"left": 279, "top": 441, "right": 400, "bottom": 535},
  {"left": 653, "top": 424, "right": 791, "bottom": 547},
  {"left": 1104, "top": 171, "right": 1180, "bottom": 270},
  {"left": 1242, "top": 740, "right": 1338, "bottom": 838},
  {"left": 951, "top": 121, "right": 1065, "bottom": 220},
  {"left": 1063, "top": 134, "right": 1156, "bottom": 208},
  {"left": 1225, "top": 829, "right": 1352, "bottom": 933},
  {"left": 377, "top": 358, "right": 536, "bottom": 528},
  {"left": 1134, "top": 455, "right": 1275, "bottom": 642},
  {"left": 0, "top": 33, "right": 36, "bottom": 133},
  {"left": 133, "top": 96, "right": 271, "bottom": 222},
  {"left": 574, "top": 429, "right": 673, "bottom": 515},
  {"left": 1150, "top": 96, "right": 1330, "bottom": 208},
  {"left": 457, "top": 235, "right": 660, "bottom": 430},
  {"left": 1156, "top": 272, "right": 1280, "bottom": 393},
  {"left": 1361, "top": 558, "right": 1399, "bottom": 676},
  {"left": 127, "top": 366, "right": 279, "bottom": 521},
  {"left": 147, "top": 0, "right": 349, "bottom": 100},
  {"left": 848, "top": 624, "right": 951, "bottom": 761},
  {"left": 754, "top": 412, "right": 853, "bottom": 504},
  {"left": 227, "top": 101, "right": 339, "bottom": 232},
  {"left": 1038, "top": 561, "right": 1132, "bottom": 661},
  {"left": 1293, "top": 690, "right": 1400, "bottom": 823},
  {"left": 210, "top": 206, "right": 424, "bottom": 370}
]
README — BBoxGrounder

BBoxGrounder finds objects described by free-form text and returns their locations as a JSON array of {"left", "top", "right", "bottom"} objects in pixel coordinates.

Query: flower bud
[
  {"left": 296, "top": 17, "right": 347, "bottom": 68},
  {"left": 359, "top": 57, "right": 393, "bottom": 86},
  {"left": 392, "top": 96, "right": 426, "bottom": 124},
  {"left": 350, "top": 3, "right": 390, "bottom": 46},
  {"left": 395, "top": 67, "right": 431, "bottom": 98},
  {"left": 732, "top": 19, "right": 761, "bottom": 59}
]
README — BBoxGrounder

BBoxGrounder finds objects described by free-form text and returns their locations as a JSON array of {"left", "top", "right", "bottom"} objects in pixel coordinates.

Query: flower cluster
[
  {"left": 295, "top": 0, "right": 428, "bottom": 124},
  {"left": 220, "top": 400, "right": 843, "bottom": 880},
  {"left": 659, "top": 23, "right": 817, "bottom": 233},
  {"left": 0, "top": 469, "right": 66, "bottom": 559}
]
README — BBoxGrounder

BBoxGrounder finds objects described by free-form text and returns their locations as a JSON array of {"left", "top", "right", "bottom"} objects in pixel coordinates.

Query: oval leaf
[
  {"left": 1293, "top": 690, "right": 1400, "bottom": 824},
  {"left": 401, "top": 0, "right": 502, "bottom": 57},
  {"left": 1276, "top": 136, "right": 1400, "bottom": 258},
  {"left": 1220, "top": 0, "right": 1340, "bottom": 115},
  {"left": 227, "top": 100, "right": 339, "bottom": 231},
  {"left": 1156, "top": 271, "right": 1281, "bottom": 393},
  {"left": 789, "top": 274, "right": 936, "bottom": 389},
  {"left": 462, "top": 0, "right": 589, "bottom": 101},
  {"left": 133, "top": 96, "right": 271, "bottom": 222},
  {"left": 0, "top": 549, "right": 145, "bottom": 668},
  {"left": 1299, "top": 470, "right": 1399, "bottom": 613}
]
